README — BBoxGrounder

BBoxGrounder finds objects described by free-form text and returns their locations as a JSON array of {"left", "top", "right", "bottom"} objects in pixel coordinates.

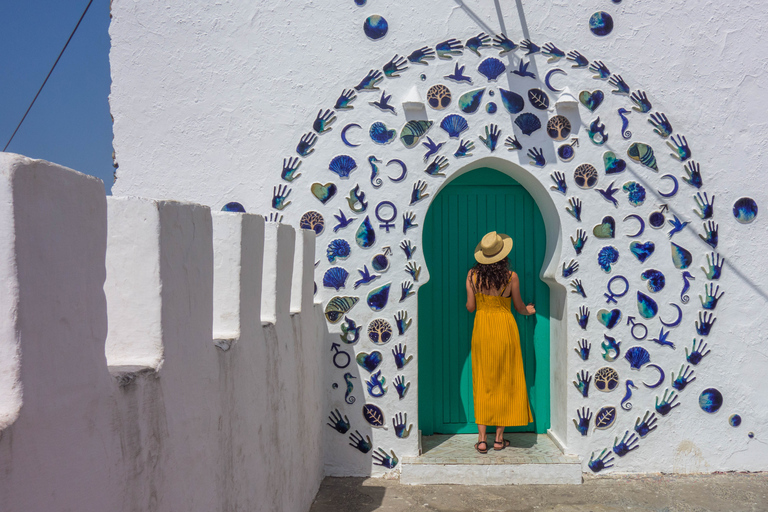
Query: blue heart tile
[
  {"left": 630, "top": 241, "right": 655, "bottom": 263},
  {"left": 356, "top": 351, "right": 382, "bottom": 372},
  {"left": 597, "top": 308, "right": 622, "bottom": 329}
]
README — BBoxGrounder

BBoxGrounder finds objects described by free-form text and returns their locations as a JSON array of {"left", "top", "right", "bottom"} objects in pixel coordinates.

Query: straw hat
[{"left": 474, "top": 231, "right": 513, "bottom": 264}]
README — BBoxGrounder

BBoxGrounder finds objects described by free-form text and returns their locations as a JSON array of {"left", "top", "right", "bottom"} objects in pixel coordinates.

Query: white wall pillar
[
  {"left": 0, "top": 153, "right": 120, "bottom": 511},
  {"left": 291, "top": 227, "right": 316, "bottom": 314},
  {"left": 261, "top": 222, "right": 295, "bottom": 325},
  {"left": 212, "top": 211, "right": 265, "bottom": 344},
  {"left": 105, "top": 196, "right": 163, "bottom": 368}
]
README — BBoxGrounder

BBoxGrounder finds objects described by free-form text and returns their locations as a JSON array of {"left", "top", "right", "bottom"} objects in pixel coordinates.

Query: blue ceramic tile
[
  {"left": 312, "top": 182, "right": 338, "bottom": 204},
  {"left": 363, "top": 15, "right": 388, "bottom": 40},
  {"left": 699, "top": 388, "right": 723, "bottom": 413},
  {"left": 589, "top": 11, "right": 614, "bottom": 36},
  {"left": 300, "top": 211, "right": 325, "bottom": 234}
]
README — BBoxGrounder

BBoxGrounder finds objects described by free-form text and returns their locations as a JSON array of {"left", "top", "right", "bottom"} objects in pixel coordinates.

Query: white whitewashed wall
[
  {"left": 109, "top": 0, "right": 768, "bottom": 475},
  {"left": 0, "top": 153, "right": 324, "bottom": 512}
]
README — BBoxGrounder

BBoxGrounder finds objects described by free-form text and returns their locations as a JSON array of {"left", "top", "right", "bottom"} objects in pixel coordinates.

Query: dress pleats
[{"left": 471, "top": 292, "right": 533, "bottom": 427}]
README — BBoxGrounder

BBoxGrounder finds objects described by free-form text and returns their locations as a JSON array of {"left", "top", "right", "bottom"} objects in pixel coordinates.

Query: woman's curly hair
[{"left": 471, "top": 257, "right": 511, "bottom": 292}]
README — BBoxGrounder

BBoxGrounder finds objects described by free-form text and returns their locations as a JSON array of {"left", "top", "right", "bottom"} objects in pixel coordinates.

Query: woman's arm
[
  {"left": 509, "top": 272, "right": 536, "bottom": 316},
  {"left": 466, "top": 270, "right": 476, "bottom": 312}
]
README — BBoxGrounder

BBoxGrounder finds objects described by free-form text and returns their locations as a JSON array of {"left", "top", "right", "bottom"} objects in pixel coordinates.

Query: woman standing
[{"left": 466, "top": 231, "right": 536, "bottom": 454}]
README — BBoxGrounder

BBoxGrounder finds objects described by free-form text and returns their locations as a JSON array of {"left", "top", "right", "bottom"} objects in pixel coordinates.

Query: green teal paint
[{"left": 418, "top": 168, "right": 550, "bottom": 435}]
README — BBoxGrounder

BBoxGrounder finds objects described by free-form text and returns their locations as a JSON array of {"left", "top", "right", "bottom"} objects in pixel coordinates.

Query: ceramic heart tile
[
  {"left": 630, "top": 241, "right": 655, "bottom": 262},
  {"left": 355, "top": 351, "right": 382, "bottom": 373},
  {"left": 579, "top": 90, "right": 604, "bottom": 112},
  {"left": 603, "top": 151, "right": 627, "bottom": 174},
  {"left": 597, "top": 308, "right": 622, "bottom": 329},
  {"left": 593, "top": 216, "right": 616, "bottom": 238},
  {"left": 311, "top": 182, "right": 338, "bottom": 204}
]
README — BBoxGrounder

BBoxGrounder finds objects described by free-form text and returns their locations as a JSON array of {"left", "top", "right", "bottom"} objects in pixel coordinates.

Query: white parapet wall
[
  {"left": 0, "top": 153, "right": 118, "bottom": 511},
  {"left": 0, "top": 153, "right": 324, "bottom": 512}
]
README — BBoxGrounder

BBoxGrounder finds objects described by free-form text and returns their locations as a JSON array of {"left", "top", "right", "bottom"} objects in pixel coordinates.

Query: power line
[{"left": 3, "top": 0, "right": 95, "bottom": 152}]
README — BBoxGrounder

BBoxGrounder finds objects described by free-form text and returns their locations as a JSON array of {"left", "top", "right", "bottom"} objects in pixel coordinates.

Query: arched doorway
[{"left": 418, "top": 167, "right": 550, "bottom": 435}]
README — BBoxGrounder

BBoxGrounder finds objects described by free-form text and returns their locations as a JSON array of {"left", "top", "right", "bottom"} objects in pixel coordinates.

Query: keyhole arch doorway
[{"left": 417, "top": 156, "right": 566, "bottom": 437}]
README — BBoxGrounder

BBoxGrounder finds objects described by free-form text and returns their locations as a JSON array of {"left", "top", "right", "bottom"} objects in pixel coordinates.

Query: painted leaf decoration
[
  {"left": 595, "top": 406, "right": 617, "bottom": 429},
  {"left": 362, "top": 404, "right": 386, "bottom": 427},
  {"left": 527, "top": 88, "right": 550, "bottom": 110}
]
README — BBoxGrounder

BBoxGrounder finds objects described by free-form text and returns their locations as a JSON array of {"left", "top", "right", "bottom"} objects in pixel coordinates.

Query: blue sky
[{"left": 0, "top": 0, "right": 113, "bottom": 193}]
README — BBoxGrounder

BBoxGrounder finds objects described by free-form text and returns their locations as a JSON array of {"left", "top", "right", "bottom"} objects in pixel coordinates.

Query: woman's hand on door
[{"left": 509, "top": 272, "right": 535, "bottom": 316}]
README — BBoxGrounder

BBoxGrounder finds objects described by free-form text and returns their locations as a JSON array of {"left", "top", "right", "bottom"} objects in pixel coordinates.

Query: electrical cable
[{"left": 3, "top": 0, "right": 94, "bottom": 152}]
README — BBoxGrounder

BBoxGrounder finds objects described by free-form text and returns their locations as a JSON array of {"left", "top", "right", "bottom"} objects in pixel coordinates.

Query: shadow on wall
[
  {"left": 456, "top": 0, "right": 768, "bottom": 305},
  {"left": 323, "top": 316, "right": 385, "bottom": 477}
]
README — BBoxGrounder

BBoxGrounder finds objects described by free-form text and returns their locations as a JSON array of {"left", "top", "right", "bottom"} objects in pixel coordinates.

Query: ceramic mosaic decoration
[
  {"left": 369, "top": 122, "right": 396, "bottom": 145},
  {"left": 545, "top": 68, "right": 567, "bottom": 90},
  {"left": 222, "top": 202, "right": 245, "bottom": 212},
  {"left": 595, "top": 367, "right": 620, "bottom": 392},
  {"left": 589, "top": 11, "right": 614, "bottom": 36},
  {"left": 363, "top": 15, "right": 388, "bottom": 40},
  {"left": 477, "top": 57, "right": 506, "bottom": 81},
  {"left": 579, "top": 90, "right": 604, "bottom": 112},
  {"left": 269, "top": 29, "right": 749, "bottom": 476},
  {"left": 300, "top": 211, "right": 324, "bottom": 234},
  {"left": 573, "top": 164, "right": 598, "bottom": 189},
  {"left": 547, "top": 115, "right": 571, "bottom": 141},
  {"left": 458, "top": 89, "right": 486, "bottom": 113},
  {"left": 427, "top": 84, "right": 452, "bottom": 110},
  {"left": 514, "top": 113, "right": 541, "bottom": 135},
  {"left": 733, "top": 197, "right": 758, "bottom": 224}
]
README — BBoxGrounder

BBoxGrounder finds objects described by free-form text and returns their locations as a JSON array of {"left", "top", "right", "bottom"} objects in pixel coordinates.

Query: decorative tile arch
[{"left": 265, "top": 32, "right": 738, "bottom": 475}]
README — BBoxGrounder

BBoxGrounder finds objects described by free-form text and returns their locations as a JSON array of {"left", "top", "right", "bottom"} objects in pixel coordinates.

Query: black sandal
[
  {"left": 474, "top": 441, "right": 489, "bottom": 454},
  {"left": 493, "top": 438, "right": 510, "bottom": 451}
]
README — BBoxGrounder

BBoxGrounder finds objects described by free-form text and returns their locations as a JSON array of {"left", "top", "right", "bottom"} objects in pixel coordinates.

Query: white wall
[
  {"left": 109, "top": 0, "right": 768, "bottom": 475},
  {"left": 0, "top": 153, "right": 324, "bottom": 511},
  {"left": 0, "top": 153, "right": 120, "bottom": 511}
]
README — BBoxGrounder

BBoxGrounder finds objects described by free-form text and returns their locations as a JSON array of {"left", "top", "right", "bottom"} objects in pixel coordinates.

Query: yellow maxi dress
[{"left": 471, "top": 280, "right": 533, "bottom": 427}]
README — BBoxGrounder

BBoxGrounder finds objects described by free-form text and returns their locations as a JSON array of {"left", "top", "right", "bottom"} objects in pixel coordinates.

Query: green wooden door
[{"left": 418, "top": 168, "right": 550, "bottom": 435}]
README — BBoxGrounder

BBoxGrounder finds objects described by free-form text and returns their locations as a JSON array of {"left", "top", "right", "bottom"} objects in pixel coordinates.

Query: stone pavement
[
  {"left": 407, "top": 434, "right": 576, "bottom": 465},
  {"left": 309, "top": 472, "right": 768, "bottom": 512},
  {"left": 400, "top": 434, "right": 580, "bottom": 485}
]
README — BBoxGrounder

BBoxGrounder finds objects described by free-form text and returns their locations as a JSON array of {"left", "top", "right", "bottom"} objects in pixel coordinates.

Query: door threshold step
[{"left": 401, "top": 433, "right": 582, "bottom": 485}]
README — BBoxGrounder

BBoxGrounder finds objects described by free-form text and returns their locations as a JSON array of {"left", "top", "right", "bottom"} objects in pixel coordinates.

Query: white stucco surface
[
  {"left": 106, "top": 196, "right": 164, "bottom": 367},
  {"left": 0, "top": 155, "right": 21, "bottom": 431},
  {"left": 108, "top": 0, "right": 768, "bottom": 476},
  {"left": 0, "top": 153, "right": 120, "bottom": 511},
  {"left": 0, "top": 155, "right": 324, "bottom": 511}
]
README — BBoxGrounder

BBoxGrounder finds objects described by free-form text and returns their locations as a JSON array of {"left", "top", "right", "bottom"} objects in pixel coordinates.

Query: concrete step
[{"left": 401, "top": 433, "right": 582, "bottom": 485}]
